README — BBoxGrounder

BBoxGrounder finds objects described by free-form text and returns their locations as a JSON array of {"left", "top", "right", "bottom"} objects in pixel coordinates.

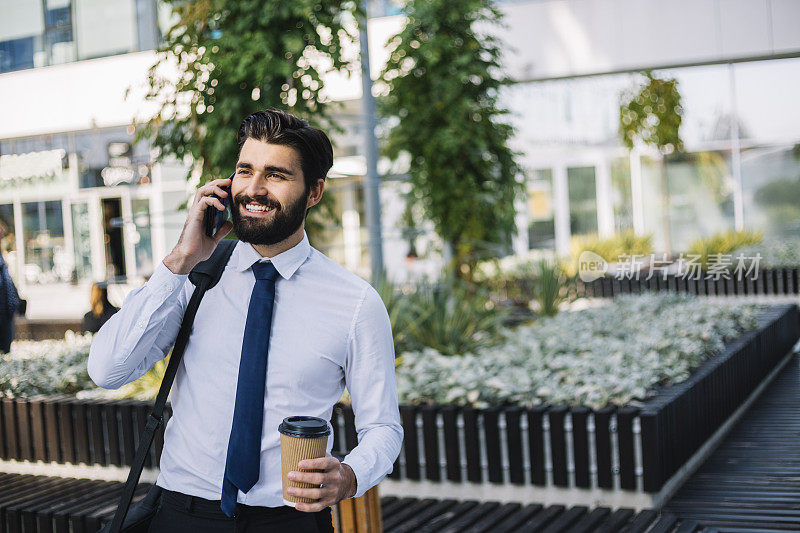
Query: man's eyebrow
[
  {"left": 235, "top": 161, "right": 294, "bottom": 176},
  {"left": 263, "top": 165, "right": 294, "bottom": 176}
]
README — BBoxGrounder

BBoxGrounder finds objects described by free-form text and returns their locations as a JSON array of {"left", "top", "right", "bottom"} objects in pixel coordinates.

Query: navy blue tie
[{"left": 221, "top": 261, "right": 280, "bottom": 517}]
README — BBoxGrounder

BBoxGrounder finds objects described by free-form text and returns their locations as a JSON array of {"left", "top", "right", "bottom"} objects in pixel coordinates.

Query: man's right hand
[{"left": 163, "top": 177, "right": 234, "bottom": 275}]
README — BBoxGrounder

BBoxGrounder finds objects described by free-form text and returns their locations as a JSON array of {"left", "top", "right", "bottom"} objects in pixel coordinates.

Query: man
[{"left": 88, "top": 109, "right": 403, "bottom": 532}]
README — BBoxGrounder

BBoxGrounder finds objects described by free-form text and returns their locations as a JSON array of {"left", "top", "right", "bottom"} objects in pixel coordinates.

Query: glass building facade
[
  {"left": 0, "top": 125, "right": 192, "bottom": 286},
  {"left": 0, "top": 0, "right": 381, "bottom": 291},
  {"left": 2, "top": 0, "right": 799, "bottom": 296},
  {"left": 507, "top": 57, "right": 800, "bottom": 255},
  {"left": 0, "top": 0, "right": 162, "bottom": 73}
]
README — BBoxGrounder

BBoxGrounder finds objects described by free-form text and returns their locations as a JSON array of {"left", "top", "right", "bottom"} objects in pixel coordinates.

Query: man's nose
[{"left": 242, "top": 174, "right": 270, "bottom": 197}]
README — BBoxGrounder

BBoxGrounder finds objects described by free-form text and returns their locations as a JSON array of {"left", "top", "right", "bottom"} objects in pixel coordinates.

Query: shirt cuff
[
  {"left": 342, "top": 453, "right": 370, "bottom": 499},
  {"left": 151, "top": 259, "right": 190, "bottom": 292}
]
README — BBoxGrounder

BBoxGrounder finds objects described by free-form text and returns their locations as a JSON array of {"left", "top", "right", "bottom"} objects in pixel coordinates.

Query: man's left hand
[{"left": 287, "top": 453, "right": 357, "bottom": 512}]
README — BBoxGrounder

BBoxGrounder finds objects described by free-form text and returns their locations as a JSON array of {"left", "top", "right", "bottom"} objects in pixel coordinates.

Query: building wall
[{"left": 497, "top": 0, "right": 800, "bottom": 81}]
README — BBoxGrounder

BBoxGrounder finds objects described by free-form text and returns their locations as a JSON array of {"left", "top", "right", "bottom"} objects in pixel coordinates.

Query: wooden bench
[
  {"left": 0, "top": 472, "right": 150, "bottom": 532},
  {"left": 3, "top": 473, "right": 703, "bottom": 532},
  {"left": 0, "top": 471, "right": 381, "bottom": 532}
]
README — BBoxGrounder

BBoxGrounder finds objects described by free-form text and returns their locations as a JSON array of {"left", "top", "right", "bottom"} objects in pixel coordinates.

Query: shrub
[
  {"left": 472, "top": 249, "right": 554, "bottom": 305},
  {"left": 687, "top": 229, "right": 763, "bottom": 268},
  {"left": 377, "top": 274, "right": 511, "bottom": 356},
  {"left": 532, "top": 259, "right": 567, "bottom": 316},
  {"left": 564, "top": 230, "right": 653, "bottom": 276}
]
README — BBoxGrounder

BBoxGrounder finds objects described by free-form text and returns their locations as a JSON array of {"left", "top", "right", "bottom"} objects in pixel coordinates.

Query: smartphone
[{"left": 203, "top": 173, "right": 235, "bottom": 237}]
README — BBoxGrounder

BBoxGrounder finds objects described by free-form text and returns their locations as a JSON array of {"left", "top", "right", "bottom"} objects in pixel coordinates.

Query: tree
[
  {"left": 619, "top": 71, "right": 683, "bottom": 254},
  {"left": 136, "top": 0, "right": 359, "bottom": 241},
  {"left": 378, "top": 0, "right": 524, "bottom": 281}
]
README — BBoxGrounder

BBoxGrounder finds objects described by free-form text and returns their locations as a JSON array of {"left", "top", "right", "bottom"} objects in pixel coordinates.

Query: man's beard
[{"left": 230, "top": 187, "right": 309, "bottom": 246}]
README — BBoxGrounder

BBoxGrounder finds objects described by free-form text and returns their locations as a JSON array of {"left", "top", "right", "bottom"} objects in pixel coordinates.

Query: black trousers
[{"left": 148, "top": 489, "right": 334, "bottom": 533}]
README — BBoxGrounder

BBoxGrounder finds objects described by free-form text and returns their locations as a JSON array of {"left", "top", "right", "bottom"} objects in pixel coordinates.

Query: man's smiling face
[{"left": 230, "top": 138, "right": 312, "bottom": 246}]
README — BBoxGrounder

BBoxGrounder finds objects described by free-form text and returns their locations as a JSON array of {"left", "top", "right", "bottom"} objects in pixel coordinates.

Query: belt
[{"left": 161, "top": 488, "right": 300, "bottom": 520}]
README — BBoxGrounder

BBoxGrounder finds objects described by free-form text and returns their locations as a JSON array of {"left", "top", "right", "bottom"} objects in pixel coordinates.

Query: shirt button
[{"left": 136, "top": 321, "right": 146, "bottom": 329}]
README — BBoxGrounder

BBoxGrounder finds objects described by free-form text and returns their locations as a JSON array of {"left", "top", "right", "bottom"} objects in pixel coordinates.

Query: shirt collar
[{"left": 234, "top": 229, "right": 311, "bottom": 280}]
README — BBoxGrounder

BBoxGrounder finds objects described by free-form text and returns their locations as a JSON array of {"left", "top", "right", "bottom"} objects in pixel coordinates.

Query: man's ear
[{"left": 307, "top": 178, "right": 325, "bottom": 209}]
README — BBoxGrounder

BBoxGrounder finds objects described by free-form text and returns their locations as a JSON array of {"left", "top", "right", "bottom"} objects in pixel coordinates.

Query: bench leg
[{"left": 334, "top": 485, "right": 382, "bottom": 533}]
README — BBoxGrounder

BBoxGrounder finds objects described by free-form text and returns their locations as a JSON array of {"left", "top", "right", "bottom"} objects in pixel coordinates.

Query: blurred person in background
[
  {"left": 0, "top": 224, "right": 19, "bottom": 353},
  {"left": 82, "top": 282, "right": 119, "bottom": 334},
  {"left": 0, "top": 261, "right": 15, "bottom": 353}
]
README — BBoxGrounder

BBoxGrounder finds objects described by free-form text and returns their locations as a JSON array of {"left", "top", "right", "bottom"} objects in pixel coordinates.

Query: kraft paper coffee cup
[{"left": 279, "top": 416, "right": 331, "bottom": 507}]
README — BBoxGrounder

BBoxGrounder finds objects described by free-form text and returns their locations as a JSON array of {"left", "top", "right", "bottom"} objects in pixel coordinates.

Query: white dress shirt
[{"left": 87, "top": 230, "right": 403, "bottom": 506}]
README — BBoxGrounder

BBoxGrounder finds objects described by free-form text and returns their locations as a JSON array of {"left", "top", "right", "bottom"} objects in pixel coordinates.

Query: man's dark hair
[{"left": 236, "top": 109, "right": 334, "bottom": 191}]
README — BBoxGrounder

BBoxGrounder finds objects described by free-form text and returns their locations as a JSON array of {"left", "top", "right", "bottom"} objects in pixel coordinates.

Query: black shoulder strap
[
  {"left": 107, "top": 239, "right": 238, "bottom": 532},
  {"left": 189, "top": 238, "right": 238, "bottom": 289}
]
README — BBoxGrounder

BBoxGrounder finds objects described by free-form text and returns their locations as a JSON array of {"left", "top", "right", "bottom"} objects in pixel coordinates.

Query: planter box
[
  {"left": 638, "top": 304, "right": 799, "bottom": 491},
  {"left": 331, "top": 305, "right": 799, "bottom": 496},
  {"left": 0, "top": 395, "right": 168, "bottom": 469},
  {"left": 12, "top": 318, "right": 84, "bottom": 341}
]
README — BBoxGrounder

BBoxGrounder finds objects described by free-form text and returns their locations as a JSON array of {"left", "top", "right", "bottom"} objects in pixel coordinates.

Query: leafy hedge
[{"left": 395, "top": 294, "right": 762, "bottom": 408}]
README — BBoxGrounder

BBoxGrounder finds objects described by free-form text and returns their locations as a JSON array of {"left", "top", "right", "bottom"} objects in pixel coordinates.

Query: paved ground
[
  {"left": 665, "top": 353, "right": 800, "bottom": 532},
  {"left": 378, "top": 497, "right": 658, "bottom": 532}
]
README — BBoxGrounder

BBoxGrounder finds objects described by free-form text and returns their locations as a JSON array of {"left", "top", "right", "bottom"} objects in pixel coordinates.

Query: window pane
[
  {"left": 741, "top": 143, "right": 800, "bottom": 238},
  {"left": 9, "top": 132, "right": 70, "bottom": 154},
  {"left": 101, "top": 197, "right": 126, "bottom": 279},
  {"left": 44, "top": 0, "right": 75, "bottom": 66},
  {"left": 22, "top": 200, "right": 66, "bottom": 284},
  {"left": 162, "top": 190, "right": 190, "bottom": 250},
  {"left": 0, "top": 36, "right": 36, "bottom": 73},
  {"left": 71, "top": 201, "right": 92, "bottom": 281},
  {"left": 75, "top": 0, "right": 137, "bottom": 59},
  {"left": 567, "top": 166, "right": 598, "bottom": 236},
  {"left": 45, "top": 26, "right": 75, "bottom": 64},
  {"left": 667, "top": 150, "right": 735, "bottom": 251},
  {"left": 75, "top": 128, "right": 147, "bottom": 188},
  {"left": 527, "top": 168, "right": 555, "bottom": 249},
  {"left": 641, "top": 157, "right": 667, "bottom": 251},
  {"left": 611, "top": 157, "right": 633, "bottom": 232},
  {"left": 505, "top": 74, "right": 633, "bottom": 147},
  {"left": 132, "top": 198, "right": 154, "bottom": 276},
  {"left": 734, "top": 58, "right": 800, "bottom": 143},
  {"left": 653, "top": 64, "right": 733, "bottom": 145}
]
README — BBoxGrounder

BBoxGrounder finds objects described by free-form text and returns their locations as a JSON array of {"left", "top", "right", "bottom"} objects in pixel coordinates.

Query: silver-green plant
[
  {"left": 0, "top": 331, "right": 94, "bottom": 397},
  {"left": 396, "top": 294, "right": 762, "bottom": 408}
]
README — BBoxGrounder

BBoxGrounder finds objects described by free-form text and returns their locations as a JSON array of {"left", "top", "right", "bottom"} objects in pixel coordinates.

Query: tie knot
[{"left": 251, "top": 261, "right": 279, "bottom": 282}]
